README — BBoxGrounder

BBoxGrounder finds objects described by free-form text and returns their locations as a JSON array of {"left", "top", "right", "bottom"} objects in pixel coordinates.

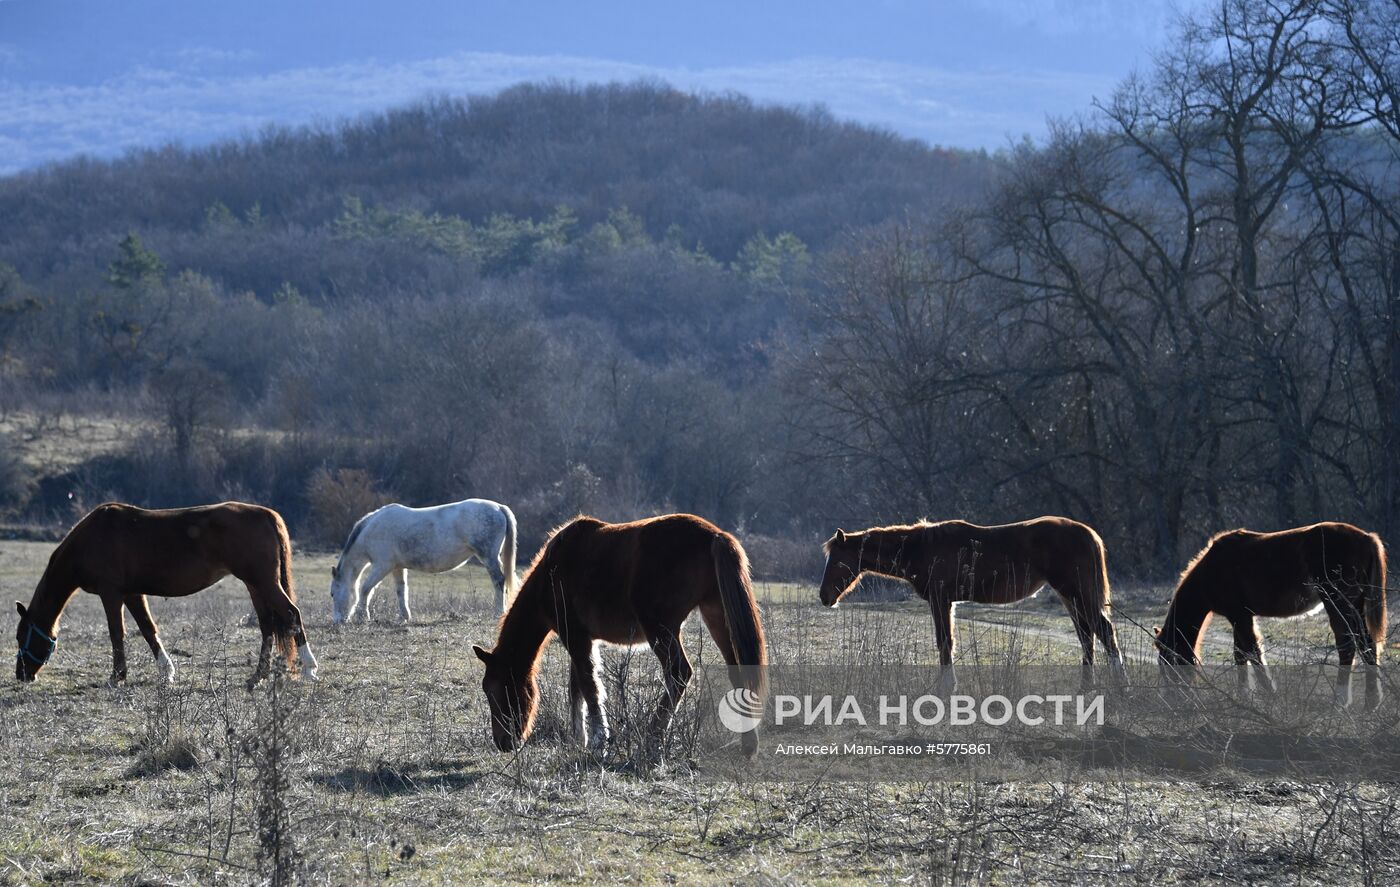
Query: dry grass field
[{"left": 1, "top": 539, "right": 1397, "bottom": 885}]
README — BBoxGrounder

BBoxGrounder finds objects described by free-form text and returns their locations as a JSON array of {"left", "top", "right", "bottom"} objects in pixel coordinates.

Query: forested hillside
[
  {"left": 0, "top": 82, "right": 989, "bottom": 299},
  {"left": 0, "top": 81, "right": 994, "bottom": 569}
]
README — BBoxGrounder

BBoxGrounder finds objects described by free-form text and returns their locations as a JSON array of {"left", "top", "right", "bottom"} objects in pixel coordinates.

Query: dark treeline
[{"left": 2, "top": 0, "right": 1398, "bottom": 579}]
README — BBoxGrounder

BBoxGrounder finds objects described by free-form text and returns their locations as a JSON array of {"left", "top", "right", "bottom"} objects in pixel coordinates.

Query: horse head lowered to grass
[
  {"left": 472, "top": 513, "right": 767, "bottom": 756},
  {"left": 1155, "top": 521, "right": 1386, "bottom": 708},
  {"left": 15, "top": 501, "right": 317, "bottom": 687},
  {"left": 329, "top": 498, "right": 518, "bottom": 623}
]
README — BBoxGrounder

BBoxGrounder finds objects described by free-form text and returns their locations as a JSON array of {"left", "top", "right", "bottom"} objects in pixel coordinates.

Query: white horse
[{"left": 329, "top": 498, "right": 518, "bottom": 623}]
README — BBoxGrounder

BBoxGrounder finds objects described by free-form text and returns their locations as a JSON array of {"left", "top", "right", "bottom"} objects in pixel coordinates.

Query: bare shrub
[
  {"left": 304, "top": 467, "right": 393, "bottom": 548},
  {"left": 741, "top": 532, "right": 823, "bottom": 582},
  {"left": 0, "top": 431, "right": 34, "bottom": 515},
  {"left": 249, "top": 677, "right": 303, "bottom": 887},
  {"left": 130, "top": 683, "right": 203, "bottom": 776}
]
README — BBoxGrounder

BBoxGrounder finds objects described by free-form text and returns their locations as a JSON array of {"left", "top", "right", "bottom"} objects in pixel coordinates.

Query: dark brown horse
[
  {"left": 472, "top": 513, "right": 767, "bottom": 755},
  {"left": 1156, "top": 522, "right": 1386, "bottom": 708},
  {"left": 819, "top": 517, "right": 1126, "bottom": 691},
  {"left": 15, "top": 502, "right": 317, "bottom": 686}
]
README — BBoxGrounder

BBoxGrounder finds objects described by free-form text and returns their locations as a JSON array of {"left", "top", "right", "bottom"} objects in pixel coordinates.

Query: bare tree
[{"left": 786, "top": 222, "right": 1008, "bottom": 521}]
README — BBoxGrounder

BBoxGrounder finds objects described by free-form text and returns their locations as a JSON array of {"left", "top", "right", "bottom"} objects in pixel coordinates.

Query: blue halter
[{"left": 17, "top": 622, "right": 57, "bottom": 666}]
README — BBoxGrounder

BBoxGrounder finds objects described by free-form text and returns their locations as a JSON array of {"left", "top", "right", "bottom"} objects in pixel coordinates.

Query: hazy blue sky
[{"left": 0, "top": 0, "right": 1199, "bottom": 174}]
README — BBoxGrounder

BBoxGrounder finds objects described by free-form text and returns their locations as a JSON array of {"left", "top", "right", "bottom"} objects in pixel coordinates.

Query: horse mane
[
  {"left": 502, "top": 515, "right": 594, "bottom": 630},
  {"left": 824, "top": 520, "right": 935, "bottom": 555},
  {"left": 525, "top": 514, "right": 596, "bottom": 567},
  {"left": 28, "top": 503, "right": 119, "bottom": 627},
  {"left": 1177, "top": 527, "right": 1265, "bottom": 582},
  {"left": 335, "top": 506, "right": 385, "bottom": 574},
  {"left": 488, "top": 516, "right": 595, "bottom": 671}
]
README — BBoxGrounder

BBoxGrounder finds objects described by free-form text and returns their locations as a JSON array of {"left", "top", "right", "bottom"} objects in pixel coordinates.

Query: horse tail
[
  {"left": 711, "top": 534, "right": 768, "bottom": 697},
  {"left": 1366, "top": 532, "right": 1387, "bottom": 655},
  {"left": 269, "top": 509, "right": 299, "bottom": 671},
  {"left": 1087, "top": 525, "right": 1111, "bottom": 616},
  {"left": 499, "top": 504, "right": 518, "bottom": 611}
]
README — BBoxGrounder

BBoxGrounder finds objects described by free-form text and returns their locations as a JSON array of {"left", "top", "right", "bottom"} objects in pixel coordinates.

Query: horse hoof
[{"left": 157, "top": 653, "right": 176, "bottom": 684}]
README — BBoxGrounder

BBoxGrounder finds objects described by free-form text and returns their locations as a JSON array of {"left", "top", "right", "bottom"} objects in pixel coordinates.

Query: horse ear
[
  {"left": 15, "top": 602, "right": 26, "bottom": 619},
  {"left": 1152, "top": 625, "right": 1161, "bottom": 637},
  {"left": 471, "top": 644, "right": 492, "bottom": 664},
  {"left": 835, "top": 529, "right": 847, "bottom": 543}
]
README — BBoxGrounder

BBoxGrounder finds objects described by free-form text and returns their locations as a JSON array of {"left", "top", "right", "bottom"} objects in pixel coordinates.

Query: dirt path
[{"left": 958, "top": 606, "right": 1333, "bottom": 667}]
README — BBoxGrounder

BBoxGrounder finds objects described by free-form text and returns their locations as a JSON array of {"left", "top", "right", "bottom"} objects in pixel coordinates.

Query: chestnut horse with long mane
[
  {"left": 819, "top": 516, "right": 1127, "bottom": 691},
  {"left": 1156, "top": 522, "right": 1386, "bottom": 708},
  {"left": 15, "top": 502, "right": 317, "bottom": 686},
  {"left": 472, "top": 513, "right": 767, "bottom": 755}
]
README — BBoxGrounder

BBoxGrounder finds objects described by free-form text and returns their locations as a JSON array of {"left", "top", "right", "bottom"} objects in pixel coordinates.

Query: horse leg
[
  {"left": 1093, "top": 610, "right": 1128, "bottom": 684},
  {"left": 1362, "top": 637, "right": 1382, "bottom": 711},
  {"left": 483, "top": 558, "right": 507, "bottom": 615},
  {"left": 242, "top": 593, "right": 275, "bottom": 689},
  {"left": 1230, "top": 618, "right": 1253, "bottom": 693},
  {"left": 1057, "top": 591, "right": 1097, "bottom": 689},
  {"left": 565, "top": 638, "right": 608, "bottom": 750},
  {"left": 124, "top": 594, "right": 174, "bottom": 683},
  {"left": 1337, "top": 584, "right": 1384, "bottom": 710},
  {"left": 930, "top": 596, "right": 957, "bottom": 694},
  {"left": 643, "top": 624, "right": 693, "bottom": 753},
  {"left": 240, "top": 565, "right": 317, "bottom": 683},
  {"left": 250, "top": 632, "right": 275, "bottom": 690},
  {"left": 568, "top": 665, "right": 586, "bottom": 740},
  {"left": 248, "top": 615, "right": 276, "bottom": 690},
  {"left": 101, "top": 593, "right": 128, "bottom": 687},
  {"left": 392, "top": 569, "right": 411, "bottom": 625},
  {"left": 269, "top": 592, "right": 317, "bottom": 681},
  {"left": 1324, "top": 599, "right": 1361, "bottom": 708},
  {"left": 1230, "top": 616, "right": 1273, "bottom": 694},
  {"left": 355, "top": 561, "right": 393, "bottom": 624},
  {"left": 700, "top": 602, "right": 759, "bottom": 756},
  {"left": 1360, "top": 594, "right": 1383, "bottom": 709}
]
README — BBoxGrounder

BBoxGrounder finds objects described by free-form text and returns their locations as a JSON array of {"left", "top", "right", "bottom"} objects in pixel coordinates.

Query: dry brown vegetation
[{"left": 2, "top": 540, "right": 1398, "bottom": 885}]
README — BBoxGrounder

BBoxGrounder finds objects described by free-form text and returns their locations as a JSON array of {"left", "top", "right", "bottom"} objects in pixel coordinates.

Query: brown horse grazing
[
  {"left": 819, "top": 517, "right": 1127, "bottom": 692},
  {"left": 15, "top": 502, "right": 317, "bottom": 687},
  {"left": 1156, "top": 522, "right": 1386, "bottom": 708},
  {"left": 471, "top": 513, "right": 768, "bottom": 756}
]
